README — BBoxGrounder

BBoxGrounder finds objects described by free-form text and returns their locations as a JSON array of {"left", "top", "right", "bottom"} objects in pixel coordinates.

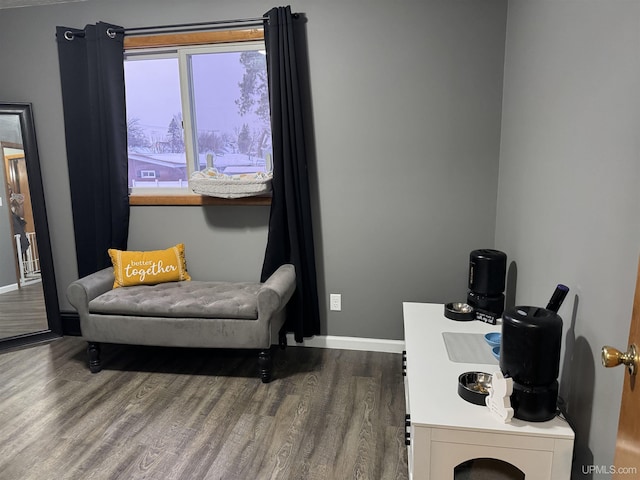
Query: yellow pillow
[{"left": 108, "top": 243, "right": 191, "bottom": 288}]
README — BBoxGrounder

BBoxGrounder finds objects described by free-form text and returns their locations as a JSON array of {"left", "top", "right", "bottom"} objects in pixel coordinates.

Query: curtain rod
[
  {"left": 63, "top": 17, "right": 268, "bottom": 40},
  {"left": 114, "top": 17, "right": 269, "bottom": 36}
]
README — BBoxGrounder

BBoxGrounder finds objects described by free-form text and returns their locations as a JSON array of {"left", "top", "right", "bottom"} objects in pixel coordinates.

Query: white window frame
[
  {"left": 139, "top": 169, "right": 157, "bottom": 179},
  {"left": 124, "top": 38, "right": 269, "bottom": 198},
  {"left": 179, "top": 41, "right": 267, "bottom": 179}
]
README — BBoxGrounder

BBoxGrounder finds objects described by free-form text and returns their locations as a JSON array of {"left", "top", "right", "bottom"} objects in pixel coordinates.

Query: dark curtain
[
  {"left": 56, "top": 22, "right": 129, "bottom": 278},
  {"left": 261, "top": 7, "right": 320, "bottom": 342}
]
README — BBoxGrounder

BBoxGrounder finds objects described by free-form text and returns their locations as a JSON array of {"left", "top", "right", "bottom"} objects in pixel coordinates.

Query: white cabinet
[{"left": 403, "top": 302, "right": 574, "bottom": 480}]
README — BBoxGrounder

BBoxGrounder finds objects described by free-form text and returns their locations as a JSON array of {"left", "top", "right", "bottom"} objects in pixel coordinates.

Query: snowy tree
[
  {"left": 236, "top": 51, "right": 271, "bottom": 158},
  {"left": 237, "top": 124, "right": 252, "bottom": 154},
  {"left": 127, "top": 118, "right": 148, "bottom": 149},
  {"left": 236, "top": 51, "right": 270, "bottom": 124},
  {"left": 166, "top": 114, "right": 184, "bottom": 153},
  {"left": 198, "top": 130, "right": 226, "bottom": 154}
]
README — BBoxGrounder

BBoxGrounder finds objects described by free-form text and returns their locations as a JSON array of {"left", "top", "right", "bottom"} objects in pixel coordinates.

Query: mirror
[{"left": 0, "top": 103, "right": 61, "bottom": 348}]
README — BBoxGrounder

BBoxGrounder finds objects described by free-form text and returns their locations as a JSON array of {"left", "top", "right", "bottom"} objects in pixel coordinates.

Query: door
[
  {"left": 3, "top": 152, "right": 37, "bottom": 286},
  {"left": 601, "top": 257, "right": 640, "bottom": 478}
]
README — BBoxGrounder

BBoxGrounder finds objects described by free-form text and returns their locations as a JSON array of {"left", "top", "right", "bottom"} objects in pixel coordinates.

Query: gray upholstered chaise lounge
[{"left": 66, "top": 264, "right": 295, "bottom": 383}]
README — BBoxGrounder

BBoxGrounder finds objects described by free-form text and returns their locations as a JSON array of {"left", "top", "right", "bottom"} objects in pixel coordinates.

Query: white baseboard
[
  {"left": 0, "top": 283, "right": 19, "bottom": 295},
  {"left": 285, "top": 334, "right": 405, "bottom": 354}
]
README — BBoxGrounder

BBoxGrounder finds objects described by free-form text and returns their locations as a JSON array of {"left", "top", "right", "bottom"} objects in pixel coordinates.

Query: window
[
  {"left": 139, "top": 170, "right": 156, "bottom": 178},
  {"left": 123, "top": 31, "right": 271, "bottom": 201}
]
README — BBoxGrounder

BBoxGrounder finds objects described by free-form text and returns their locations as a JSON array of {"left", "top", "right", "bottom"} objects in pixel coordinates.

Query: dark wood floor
[
  {"left": 0, "top": 282, "right": 47, "bottom": 340},
  {"left": 0, "top": 337, "right": 408, "bottom": 480}
]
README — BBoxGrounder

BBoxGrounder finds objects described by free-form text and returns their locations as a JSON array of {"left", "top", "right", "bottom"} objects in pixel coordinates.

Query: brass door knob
[{"left": 601, "top": 344, "right": 638, "bottom": 376}]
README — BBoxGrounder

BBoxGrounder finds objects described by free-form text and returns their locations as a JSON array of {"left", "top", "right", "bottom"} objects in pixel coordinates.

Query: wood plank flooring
[
  {"left": 0, "top": 337, "right": 408, "bottom": 480},
  {"left": 0, "top": 282, "right": 47, "bottom": 339}
]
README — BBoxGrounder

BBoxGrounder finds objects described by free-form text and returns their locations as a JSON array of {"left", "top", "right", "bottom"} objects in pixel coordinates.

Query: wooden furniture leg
[
  {"left": 279, "top": 327, "right": 288, "bottom": 350},
  {"left": 87, "top": 342, "right": 102, "bottom": 373},
  {"left": 258, "top": 349, "right": 272, "bottom": 383}
]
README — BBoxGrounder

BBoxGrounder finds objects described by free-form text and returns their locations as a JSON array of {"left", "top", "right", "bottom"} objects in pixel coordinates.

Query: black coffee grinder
[
  {"left": 500, "top": 306, "right": 563, "bottom": 422},
  {"left": 466, "top": 249, "right": 507, "bottom": 321}
]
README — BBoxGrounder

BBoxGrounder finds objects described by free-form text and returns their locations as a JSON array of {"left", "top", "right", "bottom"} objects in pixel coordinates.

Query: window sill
[{"left": 129, "top": 194, "right": 272, "bottom": 206}]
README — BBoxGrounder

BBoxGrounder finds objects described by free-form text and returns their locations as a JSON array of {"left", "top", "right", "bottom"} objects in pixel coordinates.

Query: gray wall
[
  {"left": 496, "top": 0, "right": 640, "bottom": 475},
  {"left": 1, "top": 0, "right": 635, "bottom": 473},
  {"left": 0, "top": 0, "right": 507, "bottom": 340}
]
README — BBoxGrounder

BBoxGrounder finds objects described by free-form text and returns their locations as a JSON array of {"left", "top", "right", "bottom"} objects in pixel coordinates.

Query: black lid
[{"left": 503, "top": 306, "right": 562, "bottom": 331}]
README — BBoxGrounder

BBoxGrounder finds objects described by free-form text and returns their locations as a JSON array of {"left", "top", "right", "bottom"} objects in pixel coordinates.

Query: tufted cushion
[{"left": 88, "top": 281, "right": 261, "bottom": 320}]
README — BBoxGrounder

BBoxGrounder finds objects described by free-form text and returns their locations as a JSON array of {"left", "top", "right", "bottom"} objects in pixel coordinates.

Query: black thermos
[{"left": 546, "top": 284, "right": 569, "bottom": 313}]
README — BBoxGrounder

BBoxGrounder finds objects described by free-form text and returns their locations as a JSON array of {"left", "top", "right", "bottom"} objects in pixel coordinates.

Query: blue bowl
[
  {"left": 484, "top": 332, "right": 501, "bottom": 348},
  {"left": 492, "top": 346, "right": 500, "bottom": 360}
]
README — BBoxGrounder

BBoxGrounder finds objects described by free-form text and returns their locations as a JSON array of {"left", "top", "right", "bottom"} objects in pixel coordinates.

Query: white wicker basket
[{"left": 189, "top": 170, "right": 273, "bottom": 199}]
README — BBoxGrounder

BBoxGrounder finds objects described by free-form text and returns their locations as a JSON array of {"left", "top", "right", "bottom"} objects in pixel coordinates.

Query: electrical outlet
[{"left": 330, "top": 293, "right": 342, "bottom": 311}]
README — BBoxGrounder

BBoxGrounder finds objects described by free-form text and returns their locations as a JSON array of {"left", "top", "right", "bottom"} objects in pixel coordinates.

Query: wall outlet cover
[{"left": 330, "top": 294, "right": 341, "bottom": 311}]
